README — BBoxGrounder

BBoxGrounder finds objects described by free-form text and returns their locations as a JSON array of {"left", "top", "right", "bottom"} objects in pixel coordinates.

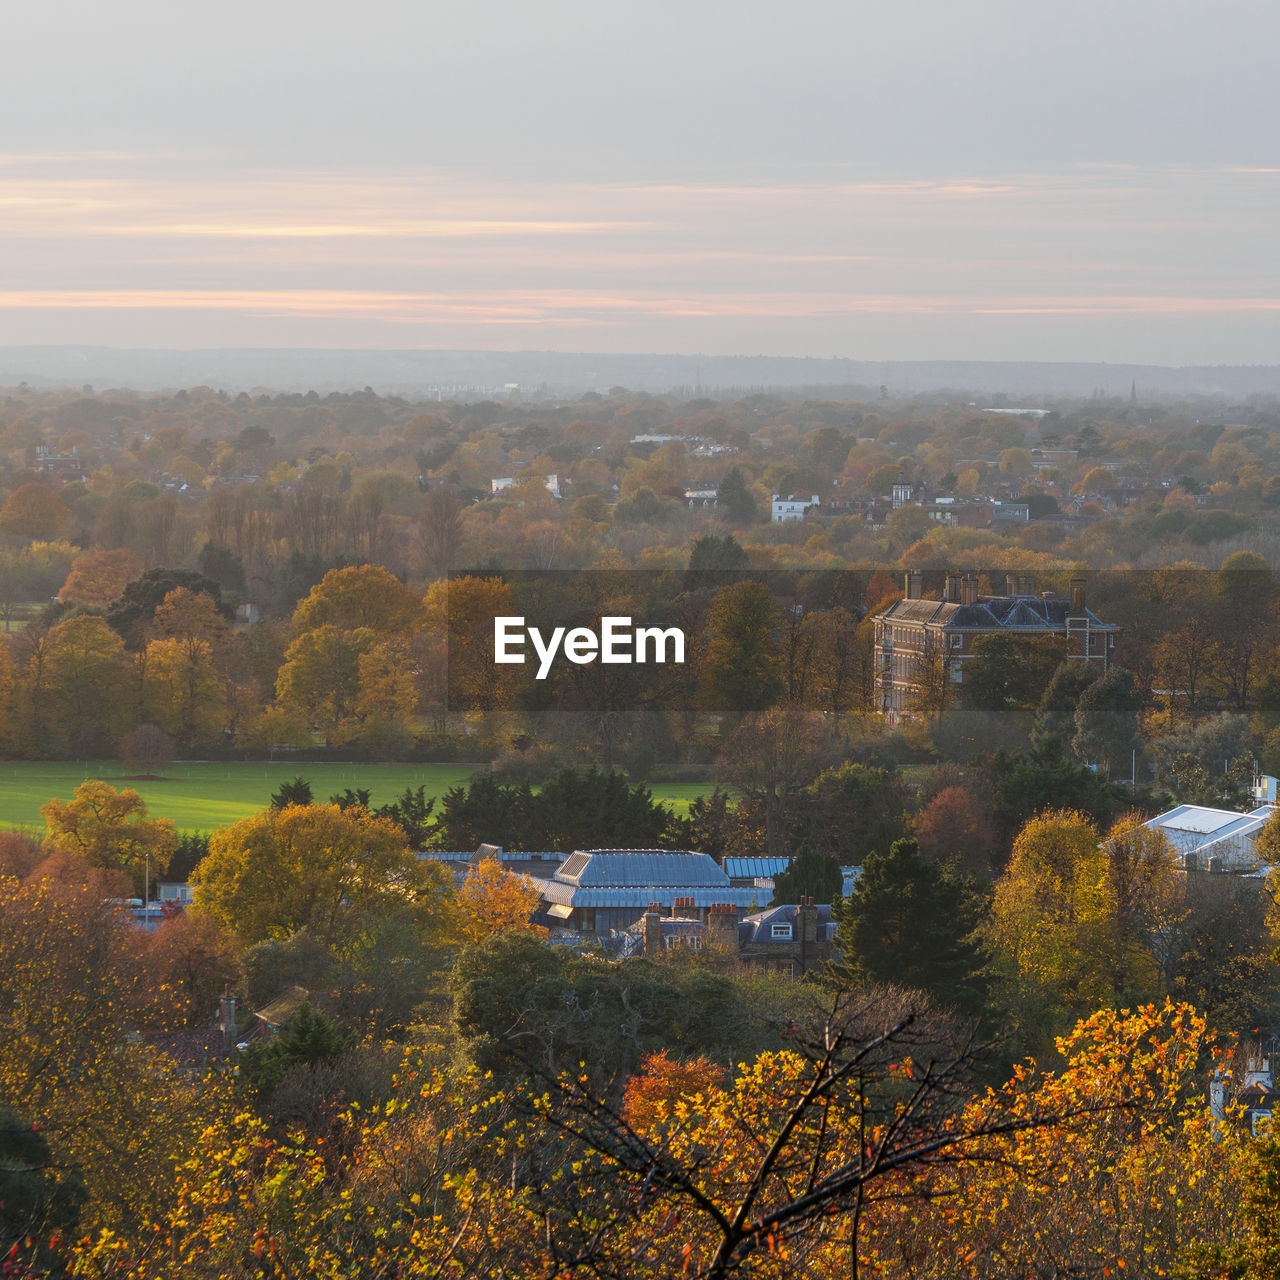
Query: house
[
  {"left": 490, "top": 474, "right": 562, "bottom": 499},
  {"left": 737, "top": 900, "right": 838, "bottom": 976},
  {"left": 873, "top": 572, "right": 1120, "bottom": 723},
  {"left": 251, "top": 985, "right": 310, "bottom": 1038},
  {"left": 633, "top": 900, "right": 740, "bottom": 955},
  {"left": 529, "top": 849, "right": 758, "bottom": 936},
  {"left": 772, "top": 494, "right": 820, "bottom": 523},
  {"left": 1147, "top": 804, "right": 1274, "bottom": 872},
  {"left": 1211, "top": 1047, "right": 1280, "bottom": 1137}
]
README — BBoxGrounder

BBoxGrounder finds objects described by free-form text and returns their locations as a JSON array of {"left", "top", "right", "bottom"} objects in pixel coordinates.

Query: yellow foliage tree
[
  {"left": 275, "top": 623, "right": 377, "bottom": 745},
  {"left": 143, "top": 635, "right": 227, "bottom": 747},
  {"left": 191, "top": 802, "right": 451, "bottom": 944},
  {"left": 291, "top": 563, "right": 424, "bottom": 634},
  {"left": 41, "top": 780, "right": 177, "bottom": 895},
  {"left": 423, "top": 574, "right": 516, "bottom": 711}
]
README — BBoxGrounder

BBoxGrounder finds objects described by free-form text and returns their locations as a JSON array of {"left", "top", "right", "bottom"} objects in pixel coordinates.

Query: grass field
[{"left": 0, "top": 762, "right": 714, "bottom": 833}]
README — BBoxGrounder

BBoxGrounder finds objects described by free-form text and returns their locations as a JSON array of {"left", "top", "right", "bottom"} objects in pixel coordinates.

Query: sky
[{"left": 2, "top": 0, "right": 1277, "bottom": 365}]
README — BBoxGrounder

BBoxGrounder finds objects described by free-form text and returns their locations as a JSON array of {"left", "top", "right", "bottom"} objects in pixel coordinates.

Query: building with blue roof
[{"left": 530, "top": 848, "right": 760, "bottom": 935}]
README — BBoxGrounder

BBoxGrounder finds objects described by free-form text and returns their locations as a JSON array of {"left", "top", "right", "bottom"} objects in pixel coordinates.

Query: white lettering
[
  {"left": 600, "top": 615, "right": 632, "bottom": 663},
  {"left": 494, "top": 617, "right": 526, "bottom": 663},
  {"left": 564, "top": 627, "right": 599, "bottom": 664},
  {"left": 528, "top": 625, "right": 566, "bottom": 680},
  {"left": 493, "top": 616, "right": 686, "bottom": 677},
  {"left": 635, "top": 626, "right": 685, "bottom": 665}
]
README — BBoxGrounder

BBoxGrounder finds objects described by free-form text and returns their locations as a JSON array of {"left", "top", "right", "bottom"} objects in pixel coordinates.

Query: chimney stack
[
  {"left": 904, "top": 570, "right": 923, "bottom": 600},
  {"left": 1070, "top": 577, "right": 1086, "bottom": 615},
  {"left": 945, "top": 571, "right": 963, "bottom": 602},
  {"left": 962, "top": 574, "right": 979, "bottom": 605},
  {"left": 644, "top": 902, "right": 663, "bottom": 956},
  {"left": 797, "top": 896, "right": 819, "bottom": 944},
  {"left": 707, "top": 903, "right": 739, "bottom": 950}
]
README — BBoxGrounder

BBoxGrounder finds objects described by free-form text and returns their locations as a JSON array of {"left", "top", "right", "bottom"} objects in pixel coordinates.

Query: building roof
[
  {"left": 555, "top": 849, "right": 730, "bottom": 888},
  {"left": 1146, "top": 805, "right": 1271, "bottom": 859},
  {"left": 882, "top": 593, "right": 1117, "bottom": 632},
  {"left": 724, "top": 856, "right": 791, "bottom": 880},
  {"left": 739, "top": 903, "right": 837, "bottom": 945},
  {"left": 537, "top": 881, "right": 760, "bottom": 909}
]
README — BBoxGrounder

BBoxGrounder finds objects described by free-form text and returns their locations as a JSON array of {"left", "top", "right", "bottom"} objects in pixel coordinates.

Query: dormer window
[{"left": 771, "top": 923, "right": 793, "bottom": 939}]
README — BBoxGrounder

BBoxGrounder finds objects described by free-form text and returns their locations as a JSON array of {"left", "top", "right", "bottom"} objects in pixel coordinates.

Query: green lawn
[{"left": 0, "top": 762, "right": 714, "bottom": 833}]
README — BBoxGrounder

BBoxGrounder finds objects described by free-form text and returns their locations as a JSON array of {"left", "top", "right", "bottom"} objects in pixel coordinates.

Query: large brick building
[{"left": 874, "top": 572, "right": 1120, "bottom": 722}]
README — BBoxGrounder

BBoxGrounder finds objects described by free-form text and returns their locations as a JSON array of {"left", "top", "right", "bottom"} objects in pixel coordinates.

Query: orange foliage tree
[
  {"left": 58, "top": 547, "right": 144, "bottom": 605},
  {"left": 450, "top": 855, "right": 545, "bottom": 947}
]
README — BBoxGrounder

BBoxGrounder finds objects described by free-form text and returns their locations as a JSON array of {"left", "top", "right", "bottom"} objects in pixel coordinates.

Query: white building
[
  {"left": 1146, "top": 804, "right": 1274, "bottom": 871},
  {"left": 771, "top": 494, "right": 820, "bottom": 523},
  {"left": 491, "top": 474, "right": 562, "bottom": 499}
]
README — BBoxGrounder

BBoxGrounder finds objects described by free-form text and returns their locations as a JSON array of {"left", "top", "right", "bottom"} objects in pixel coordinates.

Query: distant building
[
  {"left": 490, "top": 474, "right": 562, "bottom": 499},
  {"left": 874, "top": 572, "right": 1120, "bottom": 723},
  {"left": 772, "top": 494, "right": 820, "bottom": 523},
  {"left": 1147, "top": 803, "right": 1274, "bottom": 872},
  {"left": 737, "top": 900, "right": 838, "bottom": 976},
  {"left": 529, "top": 849, "right": 757, "bottom": 936}
]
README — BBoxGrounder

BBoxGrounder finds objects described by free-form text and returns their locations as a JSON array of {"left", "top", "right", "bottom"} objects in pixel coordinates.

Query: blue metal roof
[
  {"left": 724, "top": 857, "right": 791, "bottom": 879},
  {"left": 556, "top": 849, "right": 730, "bottom": 888},
  {"left": 537, "top": 881, "right": 759, "bottom": 909}
]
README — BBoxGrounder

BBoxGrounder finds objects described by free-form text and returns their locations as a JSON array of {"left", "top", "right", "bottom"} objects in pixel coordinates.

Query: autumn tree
[
  {"left": 191, "top": 802, "right": 452, "bottom": 944},
  {"left": 58, "top": 547, "right": 144, "bottom": 606},
  {"left": 275, "top": 623, "right": 377, "bottom": 745},
  {"left": 423, "top": 574, "right": 516, "bottom": 712},
  {"left": 989, "top": 809, "right": 1177, "bottom": 1030},
  {"left": 450, "top": 856, "right": 544, "bottom": 947},
  {"left": 913, "top": 785, "right": 996, "bottom": 875},
  {"left": 292, "top": 563, "right": 423, "bottom": 634},
  {"left": 27, "top": 614, "right": 129, "bottom": 755},
  {"left": 41, "top": 781, "right": 178, "bottom": 896},
  {"left": 715, "top": 707, "right": 839, "bottom": 858},
  {"left": 0, "top": 541, "right": 76, "bottom": 631},
  {"left": 0, "top": 482, "right": 71, "bottom": 539}
]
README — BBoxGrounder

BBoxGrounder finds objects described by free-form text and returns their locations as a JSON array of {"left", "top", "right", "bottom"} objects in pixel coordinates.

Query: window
[
  {"left": 771, "top": 922, "right": 793, "bottom": 939},
  {"left": 950, "top": 660, "right": 964, "bottom": 683},
  {"left": 949, "top": 633, "right": 963, "bottom": 650}
]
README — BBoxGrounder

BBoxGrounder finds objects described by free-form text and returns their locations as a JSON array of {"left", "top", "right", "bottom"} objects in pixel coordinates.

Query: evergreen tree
[
  {"left": 1031, "top": 661, "right": 1097, "bottom": 755},
  {"left": 1073, "top": 667, "right": 1142, "bottom": 776},
  {"left": 270, "top": 776, "right": 313, "bottom": 809},
  {"left": 830, "top": 838, "right": 987, "bottom": 1017},
  {"left": 985, "top": 747, "right": 1121, "bottom": 846},
  {"left": 239, "top": 1001, "right": 356, "bottom": 1102},
  {"left": 0, "top": 1106, "right": 86, "bottom": 1268},
  {"left": 687, "top": 533, "right": 750, "bottom": 574},
  {"left": 771, "top": 845, "right": 841, "bottom": 903},
  {"left": 717, "top": 467, "right": 758, "bottom": 525}
]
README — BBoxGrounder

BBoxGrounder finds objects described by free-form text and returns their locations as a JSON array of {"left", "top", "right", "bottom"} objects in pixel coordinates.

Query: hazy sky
[{"left": 2, "top": 0, "right": 1277, "bottom": 363}]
